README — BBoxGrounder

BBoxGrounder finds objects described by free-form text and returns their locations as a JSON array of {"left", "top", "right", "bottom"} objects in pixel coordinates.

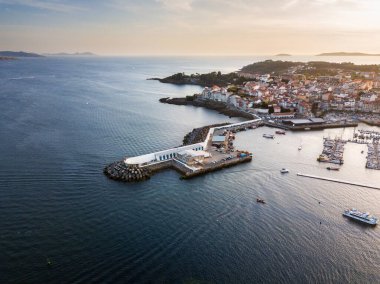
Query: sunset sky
[{"left": 0, "top": 0, "right": 379, "bottom": 55}]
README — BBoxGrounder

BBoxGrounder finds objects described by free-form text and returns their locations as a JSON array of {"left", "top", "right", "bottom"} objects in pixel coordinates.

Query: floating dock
[{"left": 297, "top": 173, "right": 380, "bottom": 190}]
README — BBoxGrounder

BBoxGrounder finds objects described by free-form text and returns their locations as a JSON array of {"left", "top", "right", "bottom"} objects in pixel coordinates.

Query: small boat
[
  {"left": 275, "top": 130, "right": 286, "bottom": 135},
  {"left": 343, "top": 208, "right": 378, "bottom": 226},
  {"left": 256, "top": 198, "right": 266, "bottom": 204},
  {"left": 361, "top": 150, "right": 364, "bottom": 154},
  {"left": 326, "top": 167, "right": 339, "bottom": 171},
  {"left": 263, "top": 134, "right": 275, "bottom": 139},
  {"left": 280, "top": 168, "right": 289, "bottom": 173},
  {"left": 298, "top": 145, "right": 302, "bottom": 150}
]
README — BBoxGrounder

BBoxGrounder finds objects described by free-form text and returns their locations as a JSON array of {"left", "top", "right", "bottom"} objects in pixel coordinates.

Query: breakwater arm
[{"left": 297, "top": 173, "right": 380, "bottom": 190}]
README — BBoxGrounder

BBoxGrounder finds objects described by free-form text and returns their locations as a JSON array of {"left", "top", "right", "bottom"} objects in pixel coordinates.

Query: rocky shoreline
[{"left": 159, "top": 97, "right": 255, "bottom": 119}]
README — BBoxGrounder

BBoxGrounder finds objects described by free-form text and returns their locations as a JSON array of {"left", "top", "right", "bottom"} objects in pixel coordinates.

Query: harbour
[
  {"left": 1, "top": 56, "right": 379, "bottom": 284},
  {"left": 104, "top": 118, "right": 262, "bottom": 181}
]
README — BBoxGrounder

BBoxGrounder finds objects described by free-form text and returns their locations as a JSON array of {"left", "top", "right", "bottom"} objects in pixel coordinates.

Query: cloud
[
  {"left": 0, "top": 0, "right": 84, "bottom": 12},
  {"left": 155, "top": 0, "right": 194, "bottom": 11}
]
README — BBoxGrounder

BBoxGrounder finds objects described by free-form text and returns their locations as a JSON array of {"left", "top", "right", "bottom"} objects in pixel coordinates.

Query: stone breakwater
[
  {"left": 103, "top": 161, "right": 152, "bottom": 182},
  {"left": 183, "top": 123, "right": 230, "bottom": 145}
]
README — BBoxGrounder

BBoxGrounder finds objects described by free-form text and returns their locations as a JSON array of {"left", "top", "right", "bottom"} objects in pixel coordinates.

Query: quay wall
[
  {"left": 181, "top": 156, "right": 252, "bottom": 179},
  {"left": 264, "top": 121, "right": 358, "bottom": 131}
]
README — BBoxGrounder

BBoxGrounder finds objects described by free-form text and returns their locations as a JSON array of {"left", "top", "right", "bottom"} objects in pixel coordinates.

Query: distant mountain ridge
[
  {"left": 44, "top": 52, "right": 96, "bottom": 56},
  {"left": 0, "top": 51, "right": 43, "bottom": 57},
  {"left": 317, "top": 52, "right": 380, "bottom": 56}
]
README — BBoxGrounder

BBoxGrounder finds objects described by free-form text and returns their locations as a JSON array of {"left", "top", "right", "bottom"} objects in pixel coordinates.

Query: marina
[
  {"left": 366, "top": 142, "right": 380, "bottom": 170},
  {"left": 317, "top": 138, "right": 346, "bottom": 165}
]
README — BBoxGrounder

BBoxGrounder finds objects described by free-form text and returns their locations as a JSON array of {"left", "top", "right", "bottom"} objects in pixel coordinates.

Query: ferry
[
  {"left": 275, "top": 130, "right": 286, "bottom": 135},
  {"left": 343, "top": 208, "right": 378, "bottom": 226},
  {"left": 263, "top": 134, "right": 275, "bottom": 139}
]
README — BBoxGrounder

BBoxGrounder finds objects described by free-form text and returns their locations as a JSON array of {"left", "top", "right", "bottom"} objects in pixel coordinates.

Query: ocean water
[{"left": 0, "top": 56, "right": 379, "bottom": 283}]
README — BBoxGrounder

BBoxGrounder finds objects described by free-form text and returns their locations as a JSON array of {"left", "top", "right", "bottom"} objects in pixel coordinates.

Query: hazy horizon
[{"left": 1, "top": 0, "right": 380, "bottom": 56}]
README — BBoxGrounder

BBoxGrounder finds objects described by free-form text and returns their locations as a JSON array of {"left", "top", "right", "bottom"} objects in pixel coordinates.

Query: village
[{"left": 198, "top": 65, "right": 380, "bottom": 125}]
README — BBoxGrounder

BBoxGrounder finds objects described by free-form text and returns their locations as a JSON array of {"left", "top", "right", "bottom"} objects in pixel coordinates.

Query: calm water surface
[{"left": 0, "top": 56, "right": 379, "bottom": 283}]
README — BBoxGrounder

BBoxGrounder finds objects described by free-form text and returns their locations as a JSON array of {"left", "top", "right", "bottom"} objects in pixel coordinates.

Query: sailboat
[{"left": 298, "top": 139, "right": 302, "bottom": 150}]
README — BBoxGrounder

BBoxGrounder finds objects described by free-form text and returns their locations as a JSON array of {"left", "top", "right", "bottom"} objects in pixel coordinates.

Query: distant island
[
  {"left": 44, "top": 52, "right": 96, "bottom": 56},
  {"left": 317, "top": 52, "right": 380, "bottom": 56},
  {"left": 275, "top": 54, "right": 291, "bottom": 56},
  {"left": 0, "top": 51, "right": 43, "bottom": 57}
]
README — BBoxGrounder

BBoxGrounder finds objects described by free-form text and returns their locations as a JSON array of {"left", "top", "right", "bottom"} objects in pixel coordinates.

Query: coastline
[
  {"left": 159, "top": 97, "right": 255, "bottom": 120},
  {"left": 159, "top": 97, "right": 359, "bottom": 130}
]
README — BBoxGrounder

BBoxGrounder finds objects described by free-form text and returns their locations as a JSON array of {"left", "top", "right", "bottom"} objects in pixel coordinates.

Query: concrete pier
[
  {"left": 297, "top": 173, "right": 380, "bottom": 190},
  {"left": 105, "top": 117, "right": 262, "bottom": 182}
]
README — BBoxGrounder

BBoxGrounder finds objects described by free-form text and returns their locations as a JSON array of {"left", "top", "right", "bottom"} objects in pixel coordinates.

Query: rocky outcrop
[{"left": 160, "top": 97, "right": 255, "bottom": 120}]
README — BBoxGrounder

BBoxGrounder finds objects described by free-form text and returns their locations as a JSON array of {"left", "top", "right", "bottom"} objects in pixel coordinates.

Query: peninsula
[
  {"left": 149, "top": 71, "right": 246, "bottom": 87},
  {"left": 0, "top": 51, "right": 43, "bottom": 57},
  {"left": 153, "top": 60, "right": 380, "bottom": 87}
]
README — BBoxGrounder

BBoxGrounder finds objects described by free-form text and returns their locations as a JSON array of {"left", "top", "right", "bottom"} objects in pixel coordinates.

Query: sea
[{"left": 0, "top": 56, "right": 379, "bottom": 283}]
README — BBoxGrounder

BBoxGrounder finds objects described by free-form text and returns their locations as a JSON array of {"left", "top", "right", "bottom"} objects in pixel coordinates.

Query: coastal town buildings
[{"left": 199, "top": 70, "right": 380, "bottom": 118}]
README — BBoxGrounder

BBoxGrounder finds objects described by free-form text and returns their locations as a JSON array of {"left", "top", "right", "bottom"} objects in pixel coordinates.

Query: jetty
[
  {"left": 366, "top": 141, "right": 380, "bottom": 170},
  {"left": 297, "top": 173, "right": 380, "bottom": 190},
  {"left": 104, "top": 117, "right": 262, "bottom": 182}
]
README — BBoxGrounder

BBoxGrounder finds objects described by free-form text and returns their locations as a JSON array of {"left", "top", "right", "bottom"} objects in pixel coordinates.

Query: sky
[{"left": 0, "top": 0, "right": 380, "bottom": 55}]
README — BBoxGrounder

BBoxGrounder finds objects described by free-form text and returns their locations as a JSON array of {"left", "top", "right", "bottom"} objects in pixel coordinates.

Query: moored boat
[
  {"left": 326, "top": 167, "right": 339, "bottom": 171},
  {"left": 275, "top": 130, "right": 286, "bottom": 135},
  {"left": 263, "top": 134, "right": 275, "bottom": 139},
  {"left": 343, "top": 208, "right": 378, "bottom": 225}
]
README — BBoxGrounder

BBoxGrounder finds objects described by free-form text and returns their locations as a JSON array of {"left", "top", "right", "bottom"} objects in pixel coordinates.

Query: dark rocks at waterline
[
  {"left": 160, "top": 97, "right": 255, "bottom": 119},
  {"left": 183, "top": 123, "right": 230, "bottom": 145},
  {"left": 103, "top": 161, "right": 151, "bottom": 182}
]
